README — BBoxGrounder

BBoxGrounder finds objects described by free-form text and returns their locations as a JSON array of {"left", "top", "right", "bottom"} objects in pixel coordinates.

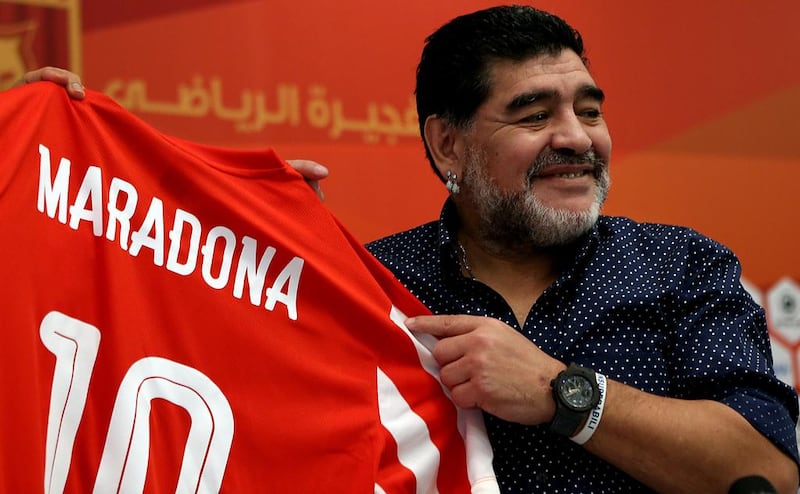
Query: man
[
  {"left": 371, "top": 6, "right": 799, "bottom": 493},
  {"left": 20, "top": 5, "right": 800, "bottom": 493}
]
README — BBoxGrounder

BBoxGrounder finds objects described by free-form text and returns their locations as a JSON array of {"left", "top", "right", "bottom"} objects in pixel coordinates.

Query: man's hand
[
  {"left": 286, "top": 159, "right": 328, "bottom": 201},
  {"left": 406, "top": 314, "right": 565, "bottom": 425},
  {"left": 16, "top": 66, "right": 85, "bottom": 100}
]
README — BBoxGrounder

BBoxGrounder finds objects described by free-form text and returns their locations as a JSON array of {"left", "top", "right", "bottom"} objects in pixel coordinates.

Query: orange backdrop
[{"left": 2, "top": 0, "right": 799, "bottom": 385}]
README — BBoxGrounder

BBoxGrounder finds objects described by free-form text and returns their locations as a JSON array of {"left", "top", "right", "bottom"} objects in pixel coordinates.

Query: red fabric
[{"left": 0, "top": 83, "right": 483, "bottom": 493}]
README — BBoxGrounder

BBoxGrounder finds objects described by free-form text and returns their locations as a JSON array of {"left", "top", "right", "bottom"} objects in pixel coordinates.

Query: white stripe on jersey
[
  {"left": 388, "top": 306, "right": 500, "bottom": 493},
  {"left": 377, "top": 367, "right": 440, "bottom": 494}
]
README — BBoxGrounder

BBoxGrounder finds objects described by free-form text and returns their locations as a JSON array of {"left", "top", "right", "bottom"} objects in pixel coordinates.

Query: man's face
[{"left": 459, "top": 49, "right": 612, "bottom": 250}]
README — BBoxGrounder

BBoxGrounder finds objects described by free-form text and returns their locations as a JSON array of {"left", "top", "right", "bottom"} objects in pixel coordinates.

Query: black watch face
[{"left": 559, "top": 374, "right": 594, "bottom": 410}]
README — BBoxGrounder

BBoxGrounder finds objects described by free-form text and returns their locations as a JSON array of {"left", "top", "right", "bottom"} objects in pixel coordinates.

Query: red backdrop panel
[{"left": 2, "top": 0, "right": 799, "bottom": 387}]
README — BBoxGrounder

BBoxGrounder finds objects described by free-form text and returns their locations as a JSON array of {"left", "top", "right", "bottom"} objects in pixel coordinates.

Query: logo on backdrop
[
  {"left": 0, "top": 20, "right": 36, "bottom": 90},
  {"left": 743, "top": 276, "right": 800, "bottom": 448},
  {"left": 0, "top": 0, "right": 82, "bottom": 91},
  {"left": 746, "top": 277, "right": 800, "bottom": 388}
]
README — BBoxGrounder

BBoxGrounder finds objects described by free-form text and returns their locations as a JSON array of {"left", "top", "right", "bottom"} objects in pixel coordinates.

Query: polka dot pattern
[{"left": 366, "top": 200, "right": 799, "bottom": 493}]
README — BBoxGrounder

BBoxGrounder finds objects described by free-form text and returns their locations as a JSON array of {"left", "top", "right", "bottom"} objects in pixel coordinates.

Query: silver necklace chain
[{"left": 456, "top": 241, "right": 476, "bottom": 279}]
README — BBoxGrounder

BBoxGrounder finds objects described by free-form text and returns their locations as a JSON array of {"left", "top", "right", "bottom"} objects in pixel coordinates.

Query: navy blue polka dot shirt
[{"left": 366, "top": 199, "right": 799, "bottom": 493}]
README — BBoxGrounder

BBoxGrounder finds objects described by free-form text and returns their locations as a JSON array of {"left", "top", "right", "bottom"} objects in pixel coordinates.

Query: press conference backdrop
[{"left": 2, "top": 0, "right": 799, "bottom": 433}]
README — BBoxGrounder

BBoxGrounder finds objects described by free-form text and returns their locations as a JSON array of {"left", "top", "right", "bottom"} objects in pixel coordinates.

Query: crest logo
[
  {"left": 0, "top": 0, "right": 82, "bottom": 90},
  {"left": 0, "top": 21, "right": 36, "bottom": 90}
]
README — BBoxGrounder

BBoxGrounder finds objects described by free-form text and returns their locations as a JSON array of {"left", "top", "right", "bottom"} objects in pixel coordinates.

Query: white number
[
  {"left": 40, "top": 311, "right": 234, "bottom": 493},
  {"left": 40, "top": 312, "right": 101, "bottom": 494},
  {"left": 94, "top": 357, "right": 234, "bottom": 493}
]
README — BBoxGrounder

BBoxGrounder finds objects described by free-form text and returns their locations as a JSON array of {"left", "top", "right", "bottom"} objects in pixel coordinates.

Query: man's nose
[{"left": 549, "top": 111, "right": 592, "bottom": 155}]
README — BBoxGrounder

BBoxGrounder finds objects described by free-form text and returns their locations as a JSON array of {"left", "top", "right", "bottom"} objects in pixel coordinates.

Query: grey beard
[{"left": 464, "top": 147, "right": 610, "bottom": 256}]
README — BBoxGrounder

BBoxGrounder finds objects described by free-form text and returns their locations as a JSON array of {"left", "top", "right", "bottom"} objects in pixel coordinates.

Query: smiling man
[{"left": 366, "top": 5, "right": 800, "bottom": 493}]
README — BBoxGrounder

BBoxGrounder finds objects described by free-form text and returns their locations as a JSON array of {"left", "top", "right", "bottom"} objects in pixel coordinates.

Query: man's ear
[{"left": 423, "top": 115, "right": 465, "bottom": 179}]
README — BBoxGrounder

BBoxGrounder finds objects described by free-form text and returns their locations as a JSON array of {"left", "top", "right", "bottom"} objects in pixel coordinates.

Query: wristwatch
[{"left": 549, "top": 363, "right": 601, "bottom": 437}]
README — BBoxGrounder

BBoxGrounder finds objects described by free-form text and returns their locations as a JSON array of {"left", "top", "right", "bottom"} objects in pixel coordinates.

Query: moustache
[{"left": 526, "top": 148, "right": 606, "bottom": 182}]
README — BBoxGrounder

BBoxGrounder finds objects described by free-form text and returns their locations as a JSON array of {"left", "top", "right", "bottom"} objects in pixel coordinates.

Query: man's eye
[
  {"left": 579, "top": 109, "right": 602, "bottom": 119},
  {"left": 519, "top": 112, "right": 548, "bottom": 124}
]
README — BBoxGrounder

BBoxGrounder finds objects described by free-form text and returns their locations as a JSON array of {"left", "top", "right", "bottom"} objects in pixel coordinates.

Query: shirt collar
[{"left": 436, "top": 197, "right": 461, "bottom": 251}]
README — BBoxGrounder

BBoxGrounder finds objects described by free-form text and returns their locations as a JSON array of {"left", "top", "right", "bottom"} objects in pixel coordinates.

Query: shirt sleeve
[{"left": 666, "top": 231, "right": 799, "bottom": 465}]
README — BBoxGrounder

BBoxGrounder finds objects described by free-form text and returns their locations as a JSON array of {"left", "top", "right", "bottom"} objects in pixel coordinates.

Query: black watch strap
[{"left": 549, "top": 401, "right": 585, "bottom": 437}]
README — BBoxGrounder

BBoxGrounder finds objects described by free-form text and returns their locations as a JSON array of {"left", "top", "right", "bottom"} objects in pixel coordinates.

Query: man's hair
[{"left": 415, "top": 5, "right": 587, "bottom": 179}]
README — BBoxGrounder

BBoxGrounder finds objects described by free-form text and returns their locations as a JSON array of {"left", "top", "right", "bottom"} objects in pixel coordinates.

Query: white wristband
[{"left": 570, "top": 372, "right": 607, "bottom": 445}]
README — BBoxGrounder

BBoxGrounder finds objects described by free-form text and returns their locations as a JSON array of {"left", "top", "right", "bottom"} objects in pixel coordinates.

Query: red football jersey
[{"left": 0, "top": 83, "right": 498, "bottom": 493}]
